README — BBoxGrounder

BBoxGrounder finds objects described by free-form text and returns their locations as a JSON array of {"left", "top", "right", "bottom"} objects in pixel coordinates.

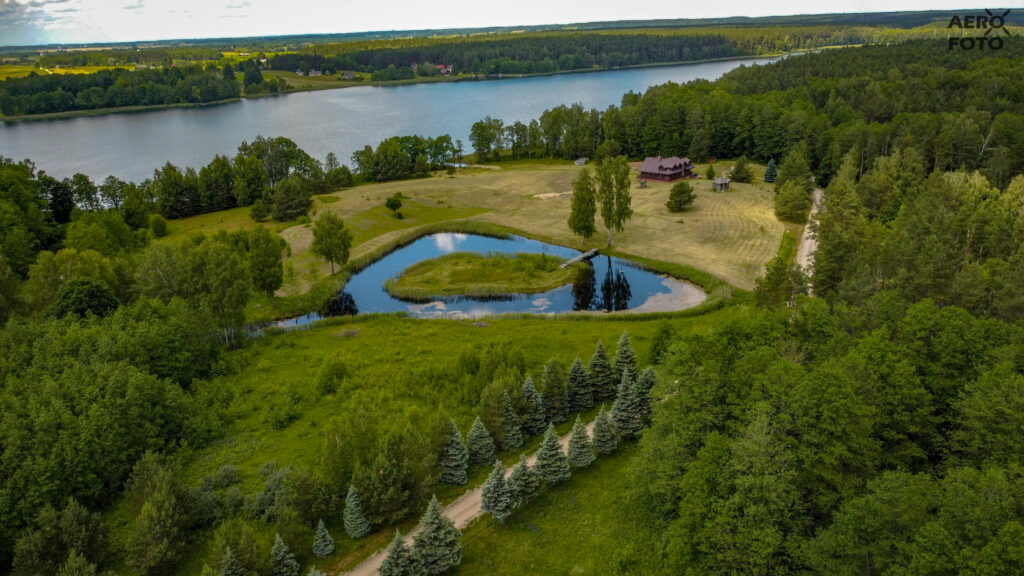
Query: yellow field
[{"left": 0, "top": 64, "right": 119, "bottom": 79}]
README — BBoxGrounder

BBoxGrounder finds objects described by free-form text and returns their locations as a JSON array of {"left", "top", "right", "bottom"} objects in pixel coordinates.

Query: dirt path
[
  {"left": 340, "top": 420, "right": 596, "bottom": 576},
  {"left": 796, "top": 188, "right": 824, "bottom": 276}
]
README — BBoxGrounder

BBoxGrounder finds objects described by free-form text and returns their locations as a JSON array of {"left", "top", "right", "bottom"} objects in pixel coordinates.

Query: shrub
[
  {"left": 666, "top": 181, "right": 696, "bottom": 212},
  {"left": 149, "top": 214, "right": 167, "bottom": 237}
]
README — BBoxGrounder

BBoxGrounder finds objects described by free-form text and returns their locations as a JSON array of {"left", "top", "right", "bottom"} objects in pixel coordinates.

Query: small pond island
[{"left": 384, "top": 252, "right": 583, "bottom": 301}]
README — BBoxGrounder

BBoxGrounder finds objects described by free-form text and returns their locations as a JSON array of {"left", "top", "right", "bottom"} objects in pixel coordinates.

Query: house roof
[
  {"left": 639, "top": 156, "right": 693, "bottom": 173},
  {"left": 713, "top": 176, "right": 731, "bottom": 184}
]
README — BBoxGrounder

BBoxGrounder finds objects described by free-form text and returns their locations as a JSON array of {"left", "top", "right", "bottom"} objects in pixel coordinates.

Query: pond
[{"left": 274, "top": 232, "right": 707, "bottom": 326}]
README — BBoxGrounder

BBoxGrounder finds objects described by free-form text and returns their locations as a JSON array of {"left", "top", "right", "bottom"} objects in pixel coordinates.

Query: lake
[
  {"left": 274, "top": 232, "right": 707, "bottom": 326},
  {"left": 0, "top": 57, "right": 780, "bottom": 182}
]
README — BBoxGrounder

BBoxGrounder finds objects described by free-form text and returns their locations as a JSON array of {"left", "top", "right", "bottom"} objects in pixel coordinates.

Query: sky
[{"left": 1, "top": 0, "right": 1022, "bottom": 47}]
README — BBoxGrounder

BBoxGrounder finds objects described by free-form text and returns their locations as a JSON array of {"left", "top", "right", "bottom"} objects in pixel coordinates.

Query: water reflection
[
  {"left": 320, "top": 291, "right": 359, "bottom": 317},
  {"left": 572, "top": 263, "right": 597, "bottom": 311},
  {"left": 599, "top": 256, "right": 633, "bottom": 312},
  {"left": 434, "top": 233, "right": 467, "bottom": 253}
]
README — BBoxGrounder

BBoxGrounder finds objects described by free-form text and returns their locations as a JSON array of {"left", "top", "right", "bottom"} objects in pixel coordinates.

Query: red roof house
[{"left": 638, "top": 156, "right": 694, "bottom": 182}]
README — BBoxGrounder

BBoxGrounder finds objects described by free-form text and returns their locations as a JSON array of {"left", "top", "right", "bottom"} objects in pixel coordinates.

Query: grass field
[
  {"left": 384, "top": 252, "right": 580, "bottom": 299},
  {"left": 0, "top": 64, "right": 118, "bottom": 79},
  {"left": 104, "top": 304, "right": 750, "bottom": 576},
  {"left": 455, "top": 445, "right": 664, "bottom": 575}
]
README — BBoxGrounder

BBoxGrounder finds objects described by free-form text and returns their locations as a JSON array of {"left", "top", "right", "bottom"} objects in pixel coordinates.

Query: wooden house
[{"left": 639, "top": 156, "right": 694, "bottom": 182}]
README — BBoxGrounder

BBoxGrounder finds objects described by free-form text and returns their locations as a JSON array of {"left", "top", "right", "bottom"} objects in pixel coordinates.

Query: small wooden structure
[
  {"left": 560, "top": 248, "right": 600, "bottom": 268},
  {"left": 713, "top": 176, "right": 731, "bottom": 191},
  {"left": 639, "top": 156, "right": 695, "bottom": 182}
]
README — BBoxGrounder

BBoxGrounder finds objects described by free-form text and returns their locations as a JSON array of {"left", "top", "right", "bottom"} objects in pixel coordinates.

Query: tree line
[
  {"left": 0, "top": 60, "right": 283, "bottom": 116},
  {"left": 267, "top": 25, "right": 942, "bottom": 79}
]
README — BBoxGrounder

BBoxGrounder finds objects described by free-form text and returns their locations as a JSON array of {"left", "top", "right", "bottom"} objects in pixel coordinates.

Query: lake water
[
  {"left": 275, "top": 233, "right": 707, "bottom": 325},
  {"left": 0, "top": 57, "right": 780, "bottom": 182}
]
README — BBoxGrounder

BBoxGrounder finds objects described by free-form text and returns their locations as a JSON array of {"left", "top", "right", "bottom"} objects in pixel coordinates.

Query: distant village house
[{"left": 638, "top": 156, "right": 694, "bottom": 182}]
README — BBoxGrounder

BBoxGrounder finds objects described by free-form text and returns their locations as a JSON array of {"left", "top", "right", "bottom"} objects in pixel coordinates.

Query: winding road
[{"left": 340, "top": 420, "right": 596, "bottom": 576}]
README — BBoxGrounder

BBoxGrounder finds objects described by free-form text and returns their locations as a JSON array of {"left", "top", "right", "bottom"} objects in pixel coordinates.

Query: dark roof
[{"left": 638, "top": 156, "right": 693, "bottom": 173}]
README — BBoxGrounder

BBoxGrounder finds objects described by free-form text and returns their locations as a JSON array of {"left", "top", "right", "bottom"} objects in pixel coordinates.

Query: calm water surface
[
  {"left": 0, "top": 57, "right": 779, "bottom": 181},
  {"left": 275, "top": 233, "right": 706, "bottom": 325}
]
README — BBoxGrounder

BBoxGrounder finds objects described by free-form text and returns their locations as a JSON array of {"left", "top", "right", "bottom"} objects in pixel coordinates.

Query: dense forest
[
  {"left": 0, "top": 60, "right": 283, "bottom": 116},
  {"left": 466, "top": 39, "right": 1024, "bottom": 190},
  {"left": 267, "top": 25, "right": 939, "bottom": 77},
  {"left": 3, "top": 35, "right": 1024, "bottom": 575}
]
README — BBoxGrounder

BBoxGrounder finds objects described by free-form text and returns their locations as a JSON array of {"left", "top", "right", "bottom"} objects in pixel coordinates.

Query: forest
[
  {"left": 2, "top": 35, "right": 1024, "bottom": 575},
  {"left": 0, "top": 60, "right": 283, "bottom": 116}
]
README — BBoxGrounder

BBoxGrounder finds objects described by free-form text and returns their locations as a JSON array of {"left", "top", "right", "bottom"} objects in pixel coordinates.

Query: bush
[
  {"left": 316, "top": 360, "right": 347, "bottom": 396},
  {"left": 666, "top": 181, "right": 696, "bottom": 212},
  {"left": 731, "top": 156, "right": 753, "bottom": 183},
  {"left": 774, "top": 180, "right": 812, "bottom": 223},
  {"left": 250, "top": 199, "right": 271, "bottom": 222},
  {"left": 149, "top": 214, "right": 167, "bottom": 237}
]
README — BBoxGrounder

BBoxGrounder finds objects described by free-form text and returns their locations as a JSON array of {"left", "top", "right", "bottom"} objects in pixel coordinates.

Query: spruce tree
[
  {"left": 540, "top": 359, "right": 568, "bottom": 424},
  {"left": 57, "top": 551, "right": 97, "bottom": 576},
  {"left": 467, "top": 416, "right": 496, "bottom": 466},
  {"left": 271, "top": 534, "right": 301, "bottom": 576},
  {"left": 520, "top": 376, "right": 548, "bottom": 435},
  {"left": 412, "top": 496, "right": 462, "bottom": 575},
  {"left": 380, "top": 531, "right": 427, "bottom": 576},
  {"left": 589, "top": 341, "right": 618, "bottom": 401},
  {"left": 535, "top": 424, "right": 571, "bottom": 484},
  {"left": 481, "top": 460, "right": 516, "bottom": 523},
  {"left": 312, "top": 519, "right": 335, "bottom": 558},
  {"left": 611, "top": 369, "right": 643, "bottom": 439},
  {"left": 705, "top": 163, "right": 716, "bottom": 180},
  {"left": 220, "top": 547, "right": 245, "bottom": 576},
  {"left": 439, "top": 419, "right": 469, "bottom": 485},
  {"left": 764, "top": 158, "right": 778, "bottom": 183},
  {"left": 506, "top": 454, "right": 540, "bottom": 505},
  {"left": 344, "top": 484, "right": 371, "bottom": 539},
  {"left": 637, "top": 367, "right": 657, "bottom": 423},
  {"left": 566, "top": 357, "right": 593, "bottom": 414},
  {"left": 613, "top": 332, "right": 638, "bottom": 381},
  {"left": 731, "top": 156, "right": 754, "bottom": 183},
  {"left": 500, "top": 391, "right": 523, "bottom": 451},
  {"left": 567, "top": 416, "right": 595, "bottom": 468},
  {"left": 592, "top": 406, "right": 619, "bottom": 455}
]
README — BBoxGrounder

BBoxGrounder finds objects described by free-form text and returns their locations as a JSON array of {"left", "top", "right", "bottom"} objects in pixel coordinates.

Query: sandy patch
[{"left": 533, "top": 191, "right": 571, "bottom": 199}]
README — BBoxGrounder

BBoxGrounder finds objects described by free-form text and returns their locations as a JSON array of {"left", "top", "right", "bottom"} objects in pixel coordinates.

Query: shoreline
[{"left": 0, "top": 52, "right": 792, "bottom": 124}]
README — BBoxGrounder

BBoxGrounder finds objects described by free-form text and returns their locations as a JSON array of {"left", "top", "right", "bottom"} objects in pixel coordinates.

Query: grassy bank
[{"left": 383, "top": 252, "right": 581, "bottom": 301}]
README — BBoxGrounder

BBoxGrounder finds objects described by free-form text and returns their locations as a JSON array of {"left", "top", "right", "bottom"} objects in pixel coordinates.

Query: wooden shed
[{"left": 713, "top": 176, "right": 731, "bottom": 191}]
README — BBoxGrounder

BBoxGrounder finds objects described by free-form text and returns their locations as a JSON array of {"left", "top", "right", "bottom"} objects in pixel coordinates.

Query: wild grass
[
  {"left": 455, "top": 445, "right": 664, "bottom": 575},
  {"left": 383, "top": 252, "right": 580, "bottom": 301}
]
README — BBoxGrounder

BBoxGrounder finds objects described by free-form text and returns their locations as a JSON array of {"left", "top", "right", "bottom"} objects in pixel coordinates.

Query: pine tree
[
  {"left": 412, "top": 496, "right": 462, "bottom": 575},
  {"left": 506, "top": 454, "right": 540, "bottom": 504},
  {"left": 220, "top": 547, "right": 245, "bottom": 576},
  {"left": 705, "top": 163, "right": 716, "bottom": 180},
  {"left": 312, "top": 519, "right": 335, "bottom": 558},
  {"left": 380, "top": 531, "right": 427, "bottom": 576},
  {"left": 481, "top": 460, "right": 516, "bottom": 523},
  {"left": 611, "top": 369, "right": 643, "bottom": 439},
  {"left": 566, "top": 358, "right": 593, "bottom": 414},
  {"left": 592, "top": 406, "right": 619, "bottom": 455},
  {"left": 613, "top": 332, "right": 638, "bottom": 382},
  {"left": 567, "top": 416, "right": 595, "bottom": 468},
  {"left": 467, "top": 416, "right": 496, "bottom": 466},
  {"left": 535, "top": 424, "right": 571, "bottom": 484},
  {"left": 764, "top": 158, "right": 778, "bottom": 183},
  {"left": 271, "top": 534, "right": 301, "bottom": 576},
  {"left": 589, "top": 341, "right": 618, "bottom": 401},
  {"left": 500, "top": 391, "right": 523, "bottom": 451},
  {"left": 731, "top": 156, "right": 754, "bottom": 183},
  {"left": 439, "top": 419, "right": 469, "bottom": 485},
  {"left": 637, "top": 367, "right": 657, "bottom": 423},
  {"left": 56, "top": 551, "right": 97, "bottom": 576},
  {"left": 520, "top": 376, "right": 548, "bottom": 435},
  {"left": 540, "top": 359, "right": 568, "bottom": 424},
  {"left": 344, "top": 484, "right": 371, "bottom": 539}
]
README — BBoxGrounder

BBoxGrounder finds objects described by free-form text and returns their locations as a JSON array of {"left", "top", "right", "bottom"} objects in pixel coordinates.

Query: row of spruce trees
[{"left": 361, "top": 333, "right": 657, "bottom": 575}]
